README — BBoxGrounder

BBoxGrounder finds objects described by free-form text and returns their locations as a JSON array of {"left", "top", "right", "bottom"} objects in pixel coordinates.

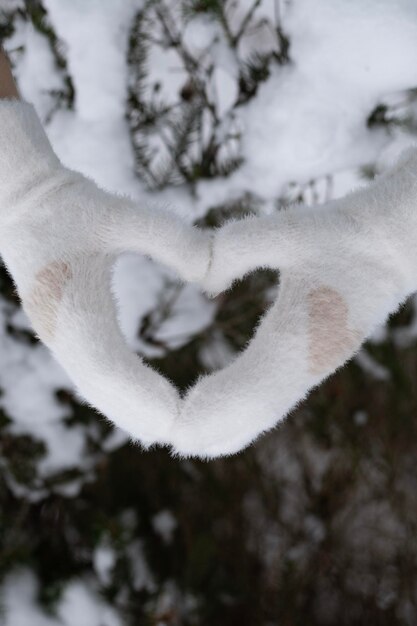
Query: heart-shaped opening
[{"left": 141, "top": 267, "right": 279, "bottom": 394}]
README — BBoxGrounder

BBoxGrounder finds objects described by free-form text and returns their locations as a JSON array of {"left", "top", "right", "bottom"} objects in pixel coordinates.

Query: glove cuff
[{"left": 0, "top": 100, "right": 62, "bottom": 210}]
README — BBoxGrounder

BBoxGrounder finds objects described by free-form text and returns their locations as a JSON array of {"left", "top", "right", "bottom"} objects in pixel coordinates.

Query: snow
[
  {"left": 0, "top": 299, "right": 91, "bottom": 481},
  {"left": 195, "top": 0, "right": 417, "bottom": 207},
  {"left": 354, "top": 348, "right": 390, "bottom": 381},
  {"left": 43, "top": 0, "right": 140, "bottom": 122},
  {"left": 152, "top": 509, "right": 177, "bottom": 543},
  {"left": 1, "top": 570, "right": 122, "bottom": 626},
  {"left": 11, "top": 21, "right": 64, "bottom": 120},
  {"left": 57, "top": 580, "right": 122, "bottom": 626},
  {"left": 93, "top": 538, "right": 116, "bottom": 585},
  {"left": 126, "top": 540, "right": 155, "bottom": 592}
]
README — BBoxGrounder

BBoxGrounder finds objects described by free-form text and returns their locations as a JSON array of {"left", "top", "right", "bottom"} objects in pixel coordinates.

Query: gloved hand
[
  {"left": 170, "top": 147, "right": 417, "bottom": 457},
  {"left": 0, "top": 100, "right": 211, "bottom": 448}
]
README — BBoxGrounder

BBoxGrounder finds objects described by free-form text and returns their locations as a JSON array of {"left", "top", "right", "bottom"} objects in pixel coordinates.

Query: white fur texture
[
  {"left": 0, "top": 101, "right": 210, "bottom": 447},
  {"left": 0, "top": 101, "right": 416, "bottom": 458}
]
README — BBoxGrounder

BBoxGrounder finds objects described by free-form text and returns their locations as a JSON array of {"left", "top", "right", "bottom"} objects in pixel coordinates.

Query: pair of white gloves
[{"left": 0, "top": 100, "right": 416, "bottom": 458}]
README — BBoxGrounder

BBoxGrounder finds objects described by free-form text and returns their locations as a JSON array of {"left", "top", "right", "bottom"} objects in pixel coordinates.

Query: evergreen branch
[
  {"left": 24, "top": 0, "right": 75, "bottom": 106},
  {"left": 232, "top": 0, "right": 262, "bottom": 46}
]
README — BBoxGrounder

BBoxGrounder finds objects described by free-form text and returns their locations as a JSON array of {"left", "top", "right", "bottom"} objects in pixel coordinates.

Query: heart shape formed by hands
[{"left": 1, "top": 101, "right": 417, "bottom": 458}]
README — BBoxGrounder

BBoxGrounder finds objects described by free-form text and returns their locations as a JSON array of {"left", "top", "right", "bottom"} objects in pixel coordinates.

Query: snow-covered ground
[{"left": 1, "top": 0, "right": 417, "bottom": 623}]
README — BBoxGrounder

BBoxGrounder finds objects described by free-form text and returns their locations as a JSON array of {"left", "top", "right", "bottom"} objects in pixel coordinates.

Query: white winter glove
[
  {"left": 174, "top": 147, "right": 417, "bottom": 456},
  {"left": 0, "top": 100, "right": 211, "bottom": 448}
]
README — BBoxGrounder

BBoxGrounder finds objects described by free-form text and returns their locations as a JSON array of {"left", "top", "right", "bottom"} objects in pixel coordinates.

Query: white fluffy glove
[
  {"left": 1, "top": 100, "right": 417, "bottom": 458},
  {"left": 178, "top": 147, "right": 417, "bottom": 456},
  {"left": 0, "top": 100, "right": 211, "bottom": 448}
]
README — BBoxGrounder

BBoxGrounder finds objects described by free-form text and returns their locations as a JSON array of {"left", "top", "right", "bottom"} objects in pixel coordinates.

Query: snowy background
[{"left": 1, "top": 0, "right": 417, "bottom": 624}]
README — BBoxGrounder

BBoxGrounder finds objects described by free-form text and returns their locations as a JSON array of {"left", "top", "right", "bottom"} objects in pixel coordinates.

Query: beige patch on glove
[
  {"left": 308, "top": 285, "right": 361, "bottom": 375},
  {"left": 25, "top": 261, "right": 73, "bottom": 342}
]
